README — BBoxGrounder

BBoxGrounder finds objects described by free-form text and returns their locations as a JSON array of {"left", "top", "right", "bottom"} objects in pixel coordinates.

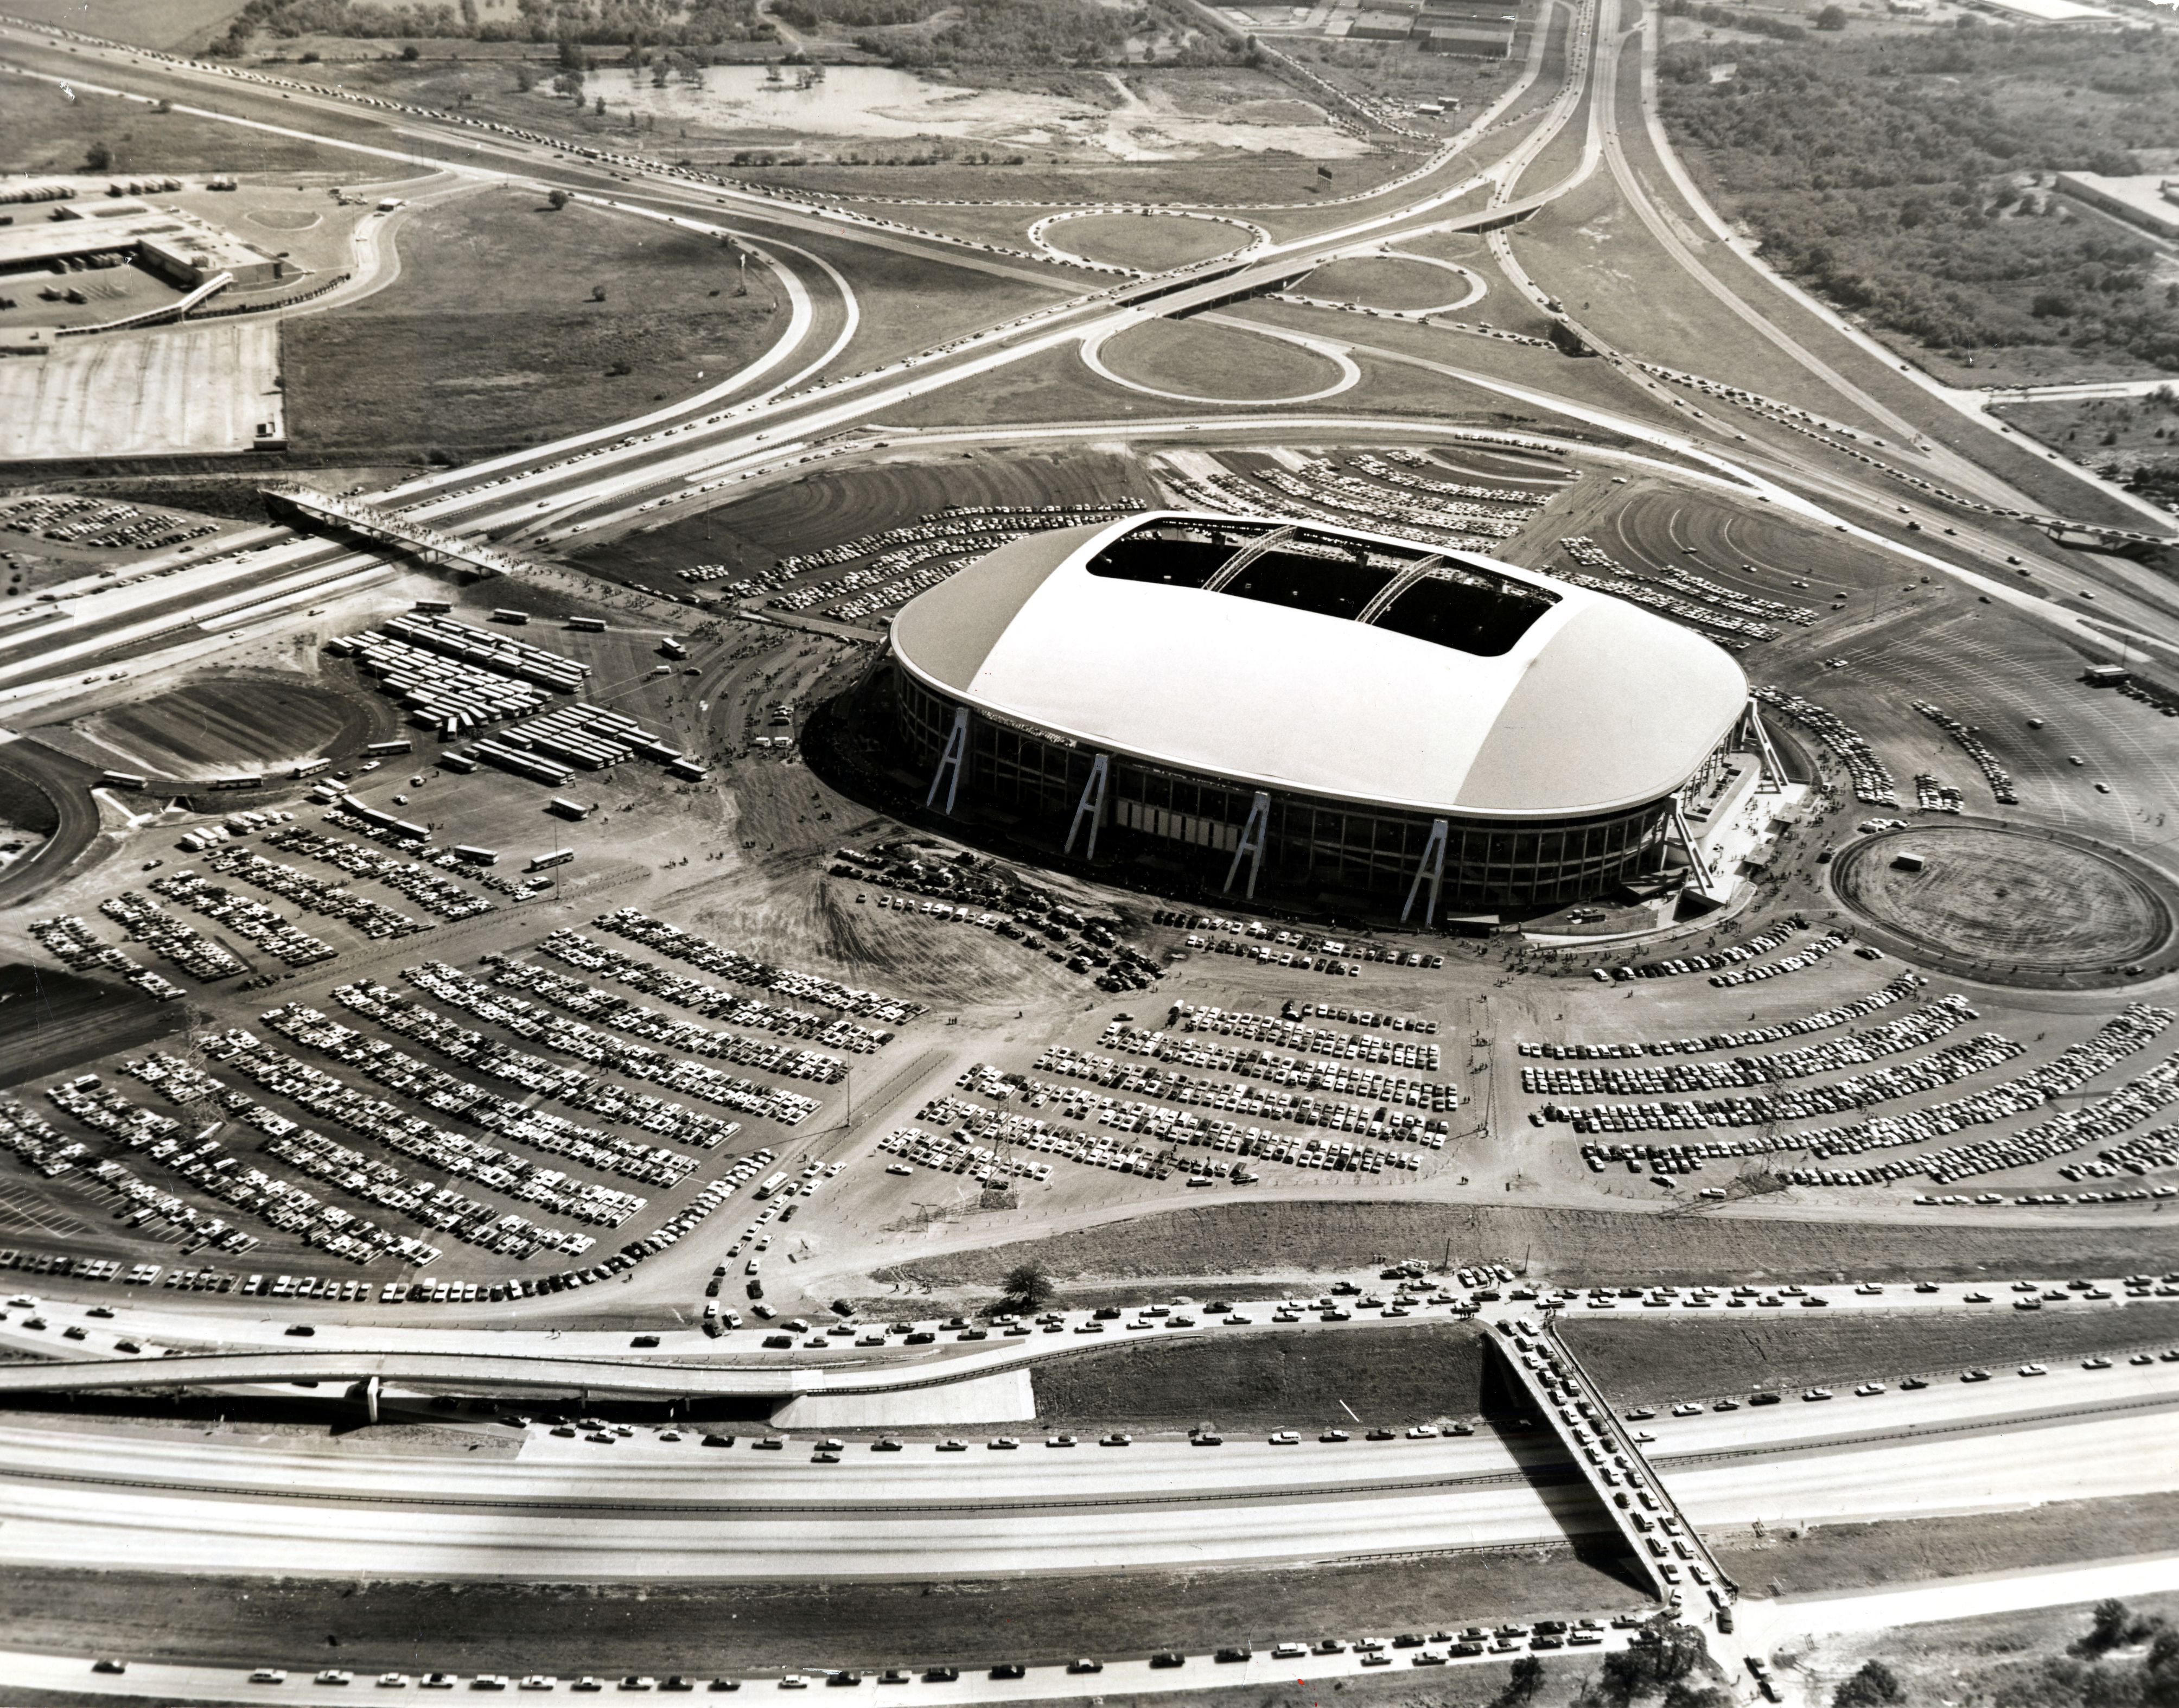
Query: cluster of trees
[
  {"left": 1659, "top": 1, "right": 1807, "bottom": 43},
  {"left": 1660, "top": 27, "right": 2179, "bottom": 370},
  {"left": 773, "top": 0, "right": 937, "bottom": 28},
  {"left": 209, "top": 0, "right": 766, "bottom": 53},
  {"left": 1957, "top": 1599, "right": 2179, "bottom": 1708},
  {"left": 848, "top": 0, "right": 1146, "bottom": 66}
]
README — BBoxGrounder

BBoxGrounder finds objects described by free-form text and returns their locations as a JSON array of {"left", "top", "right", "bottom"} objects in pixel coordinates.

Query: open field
[
  {"left": 1715, "top": 1489, "right": 2179, "bottom": 1600},
  {"left": 1563, "top": 1304, "right": 2179, "bottom": 1410},
  {"left": 1302, "top": 254, "right": 1484, "bottom": 311},
  {"left": 0, "top": 84, "right": 355, "bottom": 177},
  {"left": 1041, "top": 212, "right": 1254, "bottom": 271},
  {"left": 60, "top": 675, "right": 368, "bottom": 777},
  {"left": 1092, "top": 317, "right": 1349, "bottom": 402},
  {"left": 281, "top": 187, "right": 778, "bottom": 460},
  {"left": 0, "top": 0, "right": 243, "bottom": 50},
  {"left": 1785, "top": 1585, "right": 2179, "bottom": 1708},
  {"left": 1030, "top": 1320, "right": 1490, "bottom": 1432},
  {"left": 0, "top": 324, "right": 282, "bottom": 463},
  {"left": 0, "top": 962, "right": 182, "bottom": 1091},
  {"left": 869, "top": 1204, "right": 2179, "bottom": 1297}
]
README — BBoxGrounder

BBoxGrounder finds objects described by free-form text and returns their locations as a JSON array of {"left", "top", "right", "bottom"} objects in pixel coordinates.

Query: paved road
[{"left": 0, "top": 1360, "right": 2169, "bottom": 1579}]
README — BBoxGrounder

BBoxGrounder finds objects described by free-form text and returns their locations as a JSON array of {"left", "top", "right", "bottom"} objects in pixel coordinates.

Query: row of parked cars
[{"left": 215, "top": 1613, "right": 1649, "bottom": 1692}]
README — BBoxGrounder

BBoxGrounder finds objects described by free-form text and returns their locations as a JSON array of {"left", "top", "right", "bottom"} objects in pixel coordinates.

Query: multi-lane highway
[{"left": 0, "top": 1340, "right": 2166, "bottom": 1580}]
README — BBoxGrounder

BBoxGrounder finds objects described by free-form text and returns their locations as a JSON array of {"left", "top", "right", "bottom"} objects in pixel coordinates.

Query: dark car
[
  {"left": 1149, "top": 1654, "right": 1185, "bottom": 1669},
  {"left": 989, "top": 1665, "right": 1024, "bottom": 1680}
]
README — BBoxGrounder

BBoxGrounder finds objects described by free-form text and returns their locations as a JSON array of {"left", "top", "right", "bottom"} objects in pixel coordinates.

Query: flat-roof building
[{"left": 0, "top": 197, "right": 289, "bottom": 289}]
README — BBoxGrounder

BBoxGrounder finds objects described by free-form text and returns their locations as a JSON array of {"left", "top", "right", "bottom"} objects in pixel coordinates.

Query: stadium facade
[{"left": 883, "top": 513, "right": 1752, "bottom": 916}]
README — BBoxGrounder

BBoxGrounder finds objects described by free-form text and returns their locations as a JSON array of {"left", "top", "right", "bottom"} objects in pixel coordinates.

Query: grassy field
[
  {"left": 1031, "top": 1321, "right": 1491, "bottom": 1433},
  {"left": 1302, "top": 254, "right": 1480, "bottom": 311},
  {"left": 0, "top": 963, "right": 182, "bottom": 1090},
  {"left": 281, "top": 188, "right": 778, "bottom": 460},
  {"left": 1044, "top": 212, "right": 1252, "bottom": 271},
  {"left": 1788, "top": 1586, "right": 2179, "bottom": 1708},
  {"left": 1717, "top": 1488, "right": 2179, "bottom": 1601},
  {"left": 1, "top": 0, "right": 243, "bottom": 49},
  {"left": 0, "top": 85, "right": 350, "bottom": 177},
  {"left": 1093, "top": 317, "right": 1348, "bottom": 402},
  {"left": 1562, "top": 1303, "right": 2179, "bottom": 1407},
  {"left": 870, "top": 1202, "right": 2179, "bottom": 1296},
  {"left": 0, "top": 1554, "right": 1641, "bottom": 1678}
]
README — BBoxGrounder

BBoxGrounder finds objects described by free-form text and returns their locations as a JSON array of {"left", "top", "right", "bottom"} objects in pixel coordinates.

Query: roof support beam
[
  {"left": 1356, "top": 558, "right": 1444, "bottom": 627},
  {"left": 1203, "top": 525, "right": 1298, "bottom": 592},
  {"left": 1065, "top": 752, "right": 1110, "bottom": 862},
  {"left": 924, "top": 705, "right": 969, "bottom": 816},
  {"left": 1223, "top": 791, "right": 1272, "bottom": 901}
]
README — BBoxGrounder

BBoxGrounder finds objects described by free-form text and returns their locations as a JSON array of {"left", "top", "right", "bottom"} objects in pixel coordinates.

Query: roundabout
[{"left": 1831, "top": 822, "right": 2179, "bottom": 989}]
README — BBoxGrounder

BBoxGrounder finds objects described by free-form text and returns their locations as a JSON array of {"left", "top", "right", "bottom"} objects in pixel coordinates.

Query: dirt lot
[
  {"left": 0, "top": 322, "right": 283, "bottom": 462},
  {"left": 281, "top": 187, "right": 779, "bottom": 460},
  {"left": 1717, "top": 1488, "right": 2179, "bottom": 1601},
  {"left": 871, "top": 1203, "right": 2179, "bottom": 1297},
  {"left": 60, "top": 675, "right": 370, "bottom": 777},
  {"left": 1562, "top": 1303, "right": 2179, "bottom": 1407},
  {"left": 0, "top": 1552, "right": 1642, "bottom": 1678},
  {"left": 1031, "top": 1320, "right": 1491, "bottom": 1433}
]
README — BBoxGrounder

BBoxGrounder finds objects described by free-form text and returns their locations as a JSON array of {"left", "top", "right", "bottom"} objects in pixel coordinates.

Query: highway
[
  {"left": 0, "top": 0, "right": 2167, "bottom": 756},
  {"left": 0, "top": 1352, "right": 2167, "bottom": 1580},
  {"left": 0, "top": 1274, "right": 2164, "bottom": 1398}
]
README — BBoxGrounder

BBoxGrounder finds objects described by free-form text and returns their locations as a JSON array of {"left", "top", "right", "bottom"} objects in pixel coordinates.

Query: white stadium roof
[{"left": 890, "top": 512, "right": 1748, "bottom": 821}]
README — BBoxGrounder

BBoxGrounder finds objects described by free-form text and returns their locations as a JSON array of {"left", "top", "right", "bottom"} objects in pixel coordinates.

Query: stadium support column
[
  {"left": 1742, "top": 702, "right": 1786, "bottom": 793},
  {"left": 1065, "top": 753, "right": 1110, "bottom": 861},
  {"left": 1671, "top": 796, "right": 1715, "bottom": 892},
  {"left": 1403, "top": 818, "right": 1449, "bottom": 927},
  {"left": 924, "top": 705, "right": 970, "bottom": 815},
  {"left": 1224, "top": 791, "right": 1272, "bottom": 901}
]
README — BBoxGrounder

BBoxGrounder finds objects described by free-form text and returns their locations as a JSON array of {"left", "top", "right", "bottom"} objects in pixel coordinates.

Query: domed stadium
[{"left": 882, "top": 512, "right": 1750, "bottom": 916}]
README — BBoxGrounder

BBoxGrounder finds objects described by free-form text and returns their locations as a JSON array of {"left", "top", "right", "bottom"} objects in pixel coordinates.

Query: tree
[
  {"left": 401, "top": 42, "right": 420, "bottom": 60},
  {"left": 82, "top": 139, "right": 112, "bottom": 173},
  {"left": 589, "top": 282, "right": 608, "bottom": 301},
  {"left": 1496, "top": 1656, "right": 1546, "bottom": 1708},
  {"left": 1832, "top": 1660, "right": 1904, "bottom": 1708},
  {"left": 1815, "top": 4, "right": 1847, "bottom": 27},
  {"left": 1001, "top": 1260, "right": 1055, "bottom": 1310},
  {"left": 513, "top": 63, "right": 535, "bottom": 91},
  {"left": 547, "top": 188, "right": 570, "bottom": 209}
]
